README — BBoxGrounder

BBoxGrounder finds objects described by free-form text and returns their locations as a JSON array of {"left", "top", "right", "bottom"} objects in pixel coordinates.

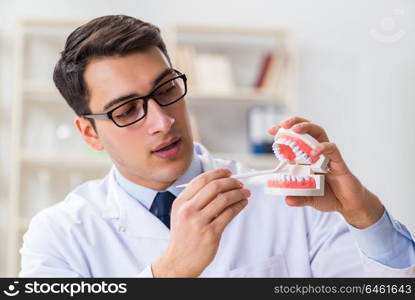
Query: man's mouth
[{"left": 152, "top": 137, "right": 181, "bottom": 159}]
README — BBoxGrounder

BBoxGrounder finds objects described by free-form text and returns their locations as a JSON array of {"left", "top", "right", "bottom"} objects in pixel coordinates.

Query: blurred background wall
[{"left": 1, "top": 0, "right": 414, "bottom": 276}]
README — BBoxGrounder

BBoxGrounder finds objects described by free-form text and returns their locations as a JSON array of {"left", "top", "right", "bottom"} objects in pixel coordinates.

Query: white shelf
[
  {"left": 20, "top": 151, "right": 112, "bottom": 169},
  {"left": 188, "top": 88, "right": 284, "bottom": 103},
  {"left": 171, "top": 25, "right": 289, "bottom": 48}
]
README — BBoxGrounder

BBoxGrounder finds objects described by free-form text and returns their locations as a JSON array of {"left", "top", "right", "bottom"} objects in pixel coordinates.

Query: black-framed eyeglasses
[{"left": 82, "top": 69, "right": 187, "bottom": 128}]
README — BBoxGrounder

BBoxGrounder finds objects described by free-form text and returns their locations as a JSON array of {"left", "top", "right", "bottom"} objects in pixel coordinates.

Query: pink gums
[
  {"left": 267, "top": 177, "right": 316, "bottom": 189},
  {"left": 276, "top": 134, "right": 320, "bottom": 163},
  {"left": 278, "top": 144, "right": 296, "bottom": 160}
]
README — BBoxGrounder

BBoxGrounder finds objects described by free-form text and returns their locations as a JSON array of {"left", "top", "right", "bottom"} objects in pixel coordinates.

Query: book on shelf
[
  {"left": 254, "top": 52, "right": 273, "bottom": 89},
  {"left": 254, "top": 51, "right": 283, "bottom": 93}
]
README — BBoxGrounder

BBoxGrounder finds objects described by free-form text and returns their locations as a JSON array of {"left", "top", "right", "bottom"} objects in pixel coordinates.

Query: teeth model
[{"left": 264, "top": 128, "right": 330, "bottom": 196}]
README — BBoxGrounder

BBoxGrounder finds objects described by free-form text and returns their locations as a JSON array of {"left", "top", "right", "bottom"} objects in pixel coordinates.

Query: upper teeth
[
  {"left": 275, "top": 174, "right": 312, "bottom": 182},
  {"left": 274, "top": 138, "right": 313, "bottom": 163}
]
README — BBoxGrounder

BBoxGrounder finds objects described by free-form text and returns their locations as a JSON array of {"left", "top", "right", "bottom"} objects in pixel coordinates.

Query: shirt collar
[{"left": 114, "top": 145, "right": 203, "bottom": 210}]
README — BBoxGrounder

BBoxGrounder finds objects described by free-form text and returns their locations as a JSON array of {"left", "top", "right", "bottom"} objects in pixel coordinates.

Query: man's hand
[
  {"left": 268, "top": 116, "right": 384, "bottom": 229},
  {"left": 152, "top": 168, "right": 250, "bottom": 277}
]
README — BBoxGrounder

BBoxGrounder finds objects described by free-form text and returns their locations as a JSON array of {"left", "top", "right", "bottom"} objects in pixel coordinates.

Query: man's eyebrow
[
  {"left": 152, "top": 68, "right": 175, "bottom": 87},
  {"left": 103, "top": 93, "right": 139, "bottom": 111},
  {"left": 102, "top": 68, "right": 175, "bottom": 111}
]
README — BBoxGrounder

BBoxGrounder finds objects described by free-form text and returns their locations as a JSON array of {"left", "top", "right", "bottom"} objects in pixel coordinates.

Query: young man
[{"left": 20, "top": 15, "right": 415, "bottom": 277}]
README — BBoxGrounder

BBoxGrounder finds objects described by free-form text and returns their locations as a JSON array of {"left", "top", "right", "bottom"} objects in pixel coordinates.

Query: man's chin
[
  {"left": 147, "top": 139, "right": 193, "bottom": 186},
  {"left": 157, "top": 161, "right": 190, "bottom": 182}
]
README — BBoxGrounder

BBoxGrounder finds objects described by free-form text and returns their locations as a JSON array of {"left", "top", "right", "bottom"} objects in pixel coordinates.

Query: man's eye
[
  {"left": 157, "top": 84, "right": 176, "bottom": 96},
  {"left": 116, "top": 106, "right": 136, "bottom": 118},
  {"left": 163, "top": 86, "right": 176, "bottom": 94}
]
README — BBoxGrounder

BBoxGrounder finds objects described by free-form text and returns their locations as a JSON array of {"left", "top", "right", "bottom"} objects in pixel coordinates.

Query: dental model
[{"left": 264, "top": 128, "right": 330, "bottom": 196}]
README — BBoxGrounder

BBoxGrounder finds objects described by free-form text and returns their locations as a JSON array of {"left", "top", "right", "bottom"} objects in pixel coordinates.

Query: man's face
[{"left": 78, "top": 47, "right": 194, "bottom": 190}]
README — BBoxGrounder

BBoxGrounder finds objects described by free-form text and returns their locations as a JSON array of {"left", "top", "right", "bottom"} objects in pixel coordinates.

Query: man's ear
[{"left": 74, "top": 117, "right": 104, "bottom": 151}]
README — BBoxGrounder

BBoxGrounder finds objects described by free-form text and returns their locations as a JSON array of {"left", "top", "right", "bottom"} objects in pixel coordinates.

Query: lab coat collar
[{"left": 113, "top": 168, "right": 158, "bottom": 211}]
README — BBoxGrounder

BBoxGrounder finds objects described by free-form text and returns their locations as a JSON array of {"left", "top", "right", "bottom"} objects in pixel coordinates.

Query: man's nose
[{"left": 145, "top": 99, "right": 175, "bottom": 135}]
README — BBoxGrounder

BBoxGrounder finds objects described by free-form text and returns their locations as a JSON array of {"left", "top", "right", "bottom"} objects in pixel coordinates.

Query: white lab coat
[{"left": 20, "top": 144, "right": 415, "bottom": 277}]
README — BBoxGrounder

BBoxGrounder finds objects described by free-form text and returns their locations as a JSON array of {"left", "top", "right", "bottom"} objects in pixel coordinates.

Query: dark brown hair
[{"left": 53, "top": 15, "right": 171, "bottom": 116}]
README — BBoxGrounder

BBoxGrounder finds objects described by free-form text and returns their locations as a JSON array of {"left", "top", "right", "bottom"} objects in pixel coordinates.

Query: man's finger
[
  {"left": 312, "top": 142, "right": 342, "bottom": 162},
  {"left": 192, "top": 177, "right": 244, "bottom": 210},
  {"left": 280, "top": 116, "right": 310, "bottom": 129},
  {"left": 291, "top": 122, "right": 329, "bottom": 143},
  {"left": 267, "top": 125, "right": 280, "bottom": 136},
  {"left": 312, "top": 142, "right": 350, "bottom": 176},
  {"left": 201, "top": 188, "right": 250, "bottom": 221},
  {"left": 268, "top": 116, "right": 310, "bottom": 136},
  {"left": 177, "top": 168, "right": 232, "bottom": 202}
]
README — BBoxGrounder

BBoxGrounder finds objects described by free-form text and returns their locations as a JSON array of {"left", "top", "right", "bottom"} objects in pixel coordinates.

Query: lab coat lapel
[{"left": 107, "top": 169, "right": 170, "bottom": 240}]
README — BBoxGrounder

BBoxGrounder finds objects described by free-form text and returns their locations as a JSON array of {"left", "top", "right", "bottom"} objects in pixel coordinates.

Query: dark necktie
[{"left": 150, "top": 191, "right": 176, "bottom": 229}]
